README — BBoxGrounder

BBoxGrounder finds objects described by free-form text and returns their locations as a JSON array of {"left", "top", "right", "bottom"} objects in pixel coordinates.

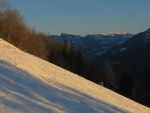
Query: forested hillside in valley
[
  {"left": 50, "top": 29, "right": 150, "bottom": 107},
  {"left": 97, "top": 28, "right": 150, "bottom": 107}
]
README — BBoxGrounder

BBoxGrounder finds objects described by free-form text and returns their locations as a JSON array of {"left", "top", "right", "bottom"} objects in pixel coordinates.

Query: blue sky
[{"left": 10, "top": 0, "right": 150, "bottom": 35}]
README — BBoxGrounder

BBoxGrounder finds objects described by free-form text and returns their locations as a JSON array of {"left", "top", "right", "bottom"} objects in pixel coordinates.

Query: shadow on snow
[{"left": 0, "top": 60, "right": 127, "bottom": 113}]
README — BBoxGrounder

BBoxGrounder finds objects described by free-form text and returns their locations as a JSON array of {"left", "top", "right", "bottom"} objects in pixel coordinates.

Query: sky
[{"left": 10, "top": 0, "right": 150, "bottom": 35}]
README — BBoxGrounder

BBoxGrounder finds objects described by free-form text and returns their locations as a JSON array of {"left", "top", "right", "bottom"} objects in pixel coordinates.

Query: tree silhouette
[
  {"left": 119, "top": 72, "right": 133, "bottom": 98},
  {"left": 102, "top": 62, "right": 118, "bottom": 90}
]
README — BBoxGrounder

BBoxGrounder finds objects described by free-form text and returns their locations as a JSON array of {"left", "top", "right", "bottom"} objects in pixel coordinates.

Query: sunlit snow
[{"left": 0, "top": 39, "right": 149, "bottom": 113}]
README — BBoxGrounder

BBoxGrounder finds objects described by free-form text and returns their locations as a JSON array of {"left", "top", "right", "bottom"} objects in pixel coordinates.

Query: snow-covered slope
[{"left": 0, "top": 38, "right": 149, "bottom": 113}]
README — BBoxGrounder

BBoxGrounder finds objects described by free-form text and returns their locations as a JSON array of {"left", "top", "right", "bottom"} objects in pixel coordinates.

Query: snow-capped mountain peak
[{"left": 101, "top": 32, "right": 130, "bottom": 36}]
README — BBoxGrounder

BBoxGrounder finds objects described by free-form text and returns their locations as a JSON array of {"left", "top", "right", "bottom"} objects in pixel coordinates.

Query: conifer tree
[{"left": 103, "top": 62, "right": 118, "bottom": 90}]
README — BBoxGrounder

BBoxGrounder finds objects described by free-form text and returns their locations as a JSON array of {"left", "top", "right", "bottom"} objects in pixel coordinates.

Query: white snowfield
[{"left": 0, "top": 38, "right": 149, "bottom": 113}]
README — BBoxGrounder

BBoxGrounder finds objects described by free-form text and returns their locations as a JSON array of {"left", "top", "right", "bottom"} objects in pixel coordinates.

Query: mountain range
[
  {"left": 49, "top": 32, "right": 132, "bottom": 63},
  {"left": 49, "top": 29, "right": 150, "bottom": 107}
]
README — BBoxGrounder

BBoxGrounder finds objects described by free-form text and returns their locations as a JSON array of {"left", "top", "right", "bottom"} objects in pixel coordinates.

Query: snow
[
  {"left": 0, "top": 38, "right": 149, "bottom": 113},
  {"left": 97, "top": 51, "right": 105, "bottom": 56},
  {"left": 120, "top": 47, "right": 127, "bottom": 52},
  {"left": 112, "top": 51, "right": 117, "bottom": 54},
  {"left": 144, "top": 33, "right": 150, "bottom": 43},
  {"left": 112, "top": 61, "right": 120, "bottom": 65},
  {"left": 102, "top": 32, "right": 129, "bottom": 36}
]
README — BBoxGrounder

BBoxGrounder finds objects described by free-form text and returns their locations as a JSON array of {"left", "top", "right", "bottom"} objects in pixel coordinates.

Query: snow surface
[
  {"left": 0, "top": 38, "right": 149, "bottom": 113},
  {"left": 119, "top": 47, "right": 127, "bottom": 52}
]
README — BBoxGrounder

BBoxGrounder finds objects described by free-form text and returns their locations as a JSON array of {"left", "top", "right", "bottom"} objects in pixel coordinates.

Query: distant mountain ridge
[
  {"left": 101, "top": 32, "right": 130, "bottom": 35},
  {"left": 49, "top": 32, "right": 132, "bottom": 62}
]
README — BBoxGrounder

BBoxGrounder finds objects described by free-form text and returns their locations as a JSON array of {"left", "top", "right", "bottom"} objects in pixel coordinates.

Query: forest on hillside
[{"left": 0, "top": 0, "right": 84, "bottom": 75}]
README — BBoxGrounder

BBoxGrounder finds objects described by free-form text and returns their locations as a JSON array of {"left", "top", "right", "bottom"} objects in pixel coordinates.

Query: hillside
[
  {"left": 0, "top": 38, "right": 149, "bottom": 113},
  {"left": 97, "top": 28, "right": 150, "bottom": 106}
]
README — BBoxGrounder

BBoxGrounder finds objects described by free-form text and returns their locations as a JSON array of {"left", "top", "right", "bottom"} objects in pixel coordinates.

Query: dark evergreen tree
[
  {"left": 119, "top": 72, "right": 133, "bottom": 98},
  {"left": 102, "top": 62, "right": 118, "bottom": 91},
  {"left": 87, "top": 60, "right": 100, "bottom": 83}
]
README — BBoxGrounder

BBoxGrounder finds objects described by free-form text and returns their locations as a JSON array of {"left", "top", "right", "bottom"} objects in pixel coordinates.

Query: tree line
[{"left": 0, "top": 1, "right": 84, "bottom": 76}]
